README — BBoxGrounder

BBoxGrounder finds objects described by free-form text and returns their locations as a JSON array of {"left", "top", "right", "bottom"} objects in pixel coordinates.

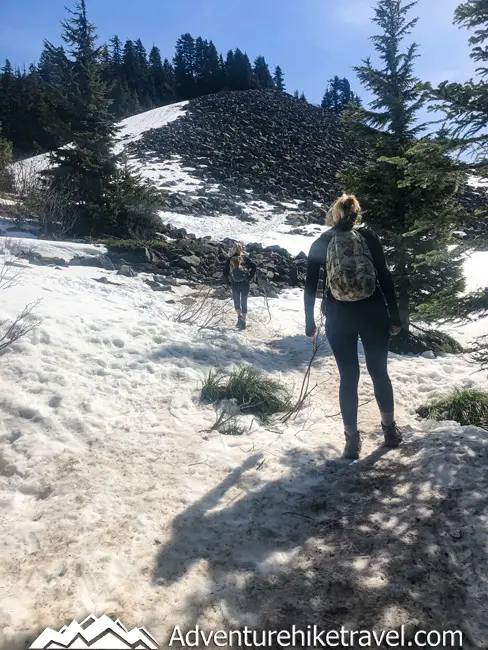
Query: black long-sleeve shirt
[
  {"left": 223, "top": 256, "right": 257, "bottom": 284},
  {"left": 304, "top": 227, "right": 401, "bottom": 334}
]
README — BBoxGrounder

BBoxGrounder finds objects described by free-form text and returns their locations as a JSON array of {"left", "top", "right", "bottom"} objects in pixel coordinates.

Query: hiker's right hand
[
  {"left": 390, "top": 324, "right": 402, "bottom": 336},
  {"left": 306, "top": 324, "right": 317, "bottom": 338}
]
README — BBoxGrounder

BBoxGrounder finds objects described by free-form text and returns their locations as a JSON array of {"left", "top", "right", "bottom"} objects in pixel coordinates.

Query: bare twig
[
  {"left": 0, "top": 238, "right": 23, "bottom": 291},
  {"left": 200, "top": 400, "right": 247, "bottom": 437},
  {"left": 0, "top": 245, "right": 43, "bottom": 353},
  {"left": 325, "top": 397, "right": 375, "bottom": 419},
  {"left": 14, "top": 161, "right": 79, "bottom": 238},
  {"left": 0, "top": 299, "right": 43, "bottom": 354},
  {"left": 173, "top": 285, "right": 233, "bottom": 330},
  {"left": 282, "top": 512, "right": 315, "bottom": 521}
]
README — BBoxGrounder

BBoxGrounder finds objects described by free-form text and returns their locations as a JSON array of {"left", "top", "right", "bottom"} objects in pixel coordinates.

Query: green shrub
[
  {"left": 417, "top": 387, "right": 488, "bottom": 429},
  {"left": 389, "top": 327, "right": 463, "bottom": 356},
  {"left": 201, "top": 366, "right": 292, "bottom": 422},
  {"left": 0, "top": 135, "right": 14, "bottom": 194},
  {"left": 99, "top": 238, "right": 169, "bottom": 253}
]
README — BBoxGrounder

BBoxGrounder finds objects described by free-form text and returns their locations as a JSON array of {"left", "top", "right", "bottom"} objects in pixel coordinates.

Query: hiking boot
[
  {"left": 236, "top": 316, "right": 246, "bottom": 330},
  {"left": 343, "top": 433, "right": 361, "bottom": 460},
  {"left": 382, "top": 422, "right": 403, "bottom": 448}
]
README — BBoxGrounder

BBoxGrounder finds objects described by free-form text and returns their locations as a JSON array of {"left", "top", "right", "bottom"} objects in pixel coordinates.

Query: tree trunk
[
  {"left": 398, "top": 293, "right": 410, "bottom": 334},
  {"left": 397, "top": 246, "right": 410, "bottom": 333}
]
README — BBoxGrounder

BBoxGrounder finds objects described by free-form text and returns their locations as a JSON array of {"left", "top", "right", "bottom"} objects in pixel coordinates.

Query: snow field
[{"left": 0, "top": 245, "right": 487, "bottom": 644}]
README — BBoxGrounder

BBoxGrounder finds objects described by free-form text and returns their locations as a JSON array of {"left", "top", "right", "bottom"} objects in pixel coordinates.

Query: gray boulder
[
  {"left": 117, "top": 265, "right": 137, "bottom": 277},
  {"left": 70, "top": 255, "right": 114, "bottom": 269},
  {"left": 178, "top": 255, "right": 201, "bottom": 268}
]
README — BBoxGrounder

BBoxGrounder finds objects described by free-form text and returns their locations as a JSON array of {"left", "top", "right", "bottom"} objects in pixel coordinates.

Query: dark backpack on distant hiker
[
  {"left": 230, "top": 266, "right": 250, "bottom": 284},
  {"left": 324, "top": 227, "right": 377, "bottom": 302}
]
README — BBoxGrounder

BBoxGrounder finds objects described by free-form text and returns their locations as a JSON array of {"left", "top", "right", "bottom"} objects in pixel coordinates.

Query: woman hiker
[
  {"left": 224, "top": 243, "right": 257, "bottom": 330},
  {"left": 304, "top": 194, "right": 403, "bottom": 460}
]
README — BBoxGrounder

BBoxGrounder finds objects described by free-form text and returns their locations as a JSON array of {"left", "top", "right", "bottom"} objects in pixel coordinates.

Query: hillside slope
[
  {"left": 128, "top": 90, "right": 361, "bottom": 207},
  {"left": 14, "top": 91, "right": 488, "bottom": 248}
]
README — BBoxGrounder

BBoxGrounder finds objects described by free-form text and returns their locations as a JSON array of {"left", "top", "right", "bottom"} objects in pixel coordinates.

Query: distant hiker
[
  {"left": 224, "top": 243, "right": 257, "bottom": 330},
  {"left": 304, "top": 194, "right": 403, "bottom": 460}
]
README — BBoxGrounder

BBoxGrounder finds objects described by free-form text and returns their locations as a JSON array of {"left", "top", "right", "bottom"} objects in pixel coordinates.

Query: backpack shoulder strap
[
  {"left": 321, "top": 228, "right": 337, "bottom": 302},
  {"left": 355, "top": 227, "right": 375, "bottom": 259},
  {"left": 321, "top": 228, "right": 336, "bottom": 252}
]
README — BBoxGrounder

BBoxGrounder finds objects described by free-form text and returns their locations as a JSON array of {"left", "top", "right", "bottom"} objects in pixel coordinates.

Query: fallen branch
[
  {"left": 281, "top": 314, "right": 326, "bottom": 423},
  {"left": 257, "top": 272, "right": 272, "bottom": 324}
]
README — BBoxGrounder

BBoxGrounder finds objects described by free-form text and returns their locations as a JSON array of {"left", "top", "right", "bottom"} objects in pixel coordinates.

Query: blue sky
[{"left": 0, "top": 0, "right": 477, "bottom": 106}]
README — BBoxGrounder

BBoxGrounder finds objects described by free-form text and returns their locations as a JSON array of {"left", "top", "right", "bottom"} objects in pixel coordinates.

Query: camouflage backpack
[
  {"left": 325, "top": 228, "right": 377, "bottom": 301},
  {"left": 231, "top": 267, "right": 250, "bottom": 284}
]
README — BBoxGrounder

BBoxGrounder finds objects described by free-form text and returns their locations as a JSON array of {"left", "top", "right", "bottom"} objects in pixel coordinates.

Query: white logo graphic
[{"left": 29, "top": 614, "right": 159, "bottom": 649}]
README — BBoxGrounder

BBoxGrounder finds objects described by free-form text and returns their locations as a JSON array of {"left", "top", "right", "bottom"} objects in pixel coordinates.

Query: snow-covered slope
[{"left": 12, "top": 101, "right": 189, "bottom": 182}]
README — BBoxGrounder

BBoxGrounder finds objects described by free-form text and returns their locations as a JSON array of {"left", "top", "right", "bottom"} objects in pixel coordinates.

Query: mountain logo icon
[{"left": 29, "top": 614, "right": 159, "bottom": 649}]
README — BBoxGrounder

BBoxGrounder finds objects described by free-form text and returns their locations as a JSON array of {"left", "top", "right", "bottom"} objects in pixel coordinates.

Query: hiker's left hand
[{"left": 390, "top": 324, "right": 402, "bottom": 336}]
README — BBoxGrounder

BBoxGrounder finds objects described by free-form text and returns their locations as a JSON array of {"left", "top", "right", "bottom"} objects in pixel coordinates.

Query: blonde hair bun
[{"left": 326, "top": 194, "right": 361, "bottom": 227}]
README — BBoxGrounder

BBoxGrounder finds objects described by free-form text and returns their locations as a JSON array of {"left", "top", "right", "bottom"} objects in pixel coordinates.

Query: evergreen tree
[
  {"left": 109, "top": 35, "right": 123, "bottom": 69},
  {"left": 253, "top": 56, "right": 274, "bottom": 89},
  {"left": 122, "top": 39, "right": 138, "bottom": 95},
  {"left": 0, "top": 61, "right": 17, "bottom": 144},
  {"left": 122, "top": 39, "right": 152, "bottom": 110},
  {"left": 100, "top": 43, "right": 111, "bottom": 68},
  {"left": 17, "top": 65, "right": 54, "bottom": 153},
  {"left": 111, "top": 78, "right": 132, "bottom": 118},
  {"left": 134, "top": 38, "right": 152, "bottom": 107},
  {"left": 241, "top": 52, "right": 254, "bottom": 89},
  {"left": 108, "top": 36, "right": 130, "bottom": 117},
  {"left": 338, "top": 77, "right": 362, "bottom": 108},
  {"left": 430, "top": 1, "right": 488, "bottom": 163},
  {"left": 321, "top": 87, "right": 333, "bottom": 110},
  {"left": 36, "top": 43, "right": 72, "bottom": 148},
  {"left": 293, "top": 90, "right": 299, "bottom": 99},
  {"left": 224, "top": 50, "right": 235, "bottom": 89},
  {"left": 342, "top": 0, "right": 467, "bottom": 332},
  {"left": 300, "top": 92, "right": 307, "bottom": 102},
  {"left": 194, "top": 37, "right": 220, "bottom": 95},
  {"left": 173, "top": 33, "right": 196, "bottom": 99},
  {"left": 0, "top": 122, "right": 14, "bottom": 192},
  {"left": 194, "top": 36, "right": 207, "bottom": 93},
  {"left": 321, "top": 76, "right": 361, "bottom": 113},
  {"left": 205, "top": 40, "right": 222, "bottom": 94},
  {"left": 321, "top": 76, "right": 341, "bottom": 112},
  {"left": 45, "top": 0, "right": 159, "bottom": 237},
  {"left": 273, "top": 65, "right": 285, "bottom": 92},
  {"left": 149, "top": 45, "right": 164, "bottom": 101},
  {"left": 218, "top": 52, "right": 225, "bottom": 81},
  {"left": 162, "top": 58, "right": 175, "bottom": 98},
  {"left": 224, "top": 49, "right": 254, "bottom": 90}
]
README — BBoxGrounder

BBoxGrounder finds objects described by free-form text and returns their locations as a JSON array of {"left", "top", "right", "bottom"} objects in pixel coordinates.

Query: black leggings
[
  {"left": 326, "top": 312, "right": 394, "bottom": 428},
  {"left": 232, "top": 283, "right": 249, "bottom": 313}
]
